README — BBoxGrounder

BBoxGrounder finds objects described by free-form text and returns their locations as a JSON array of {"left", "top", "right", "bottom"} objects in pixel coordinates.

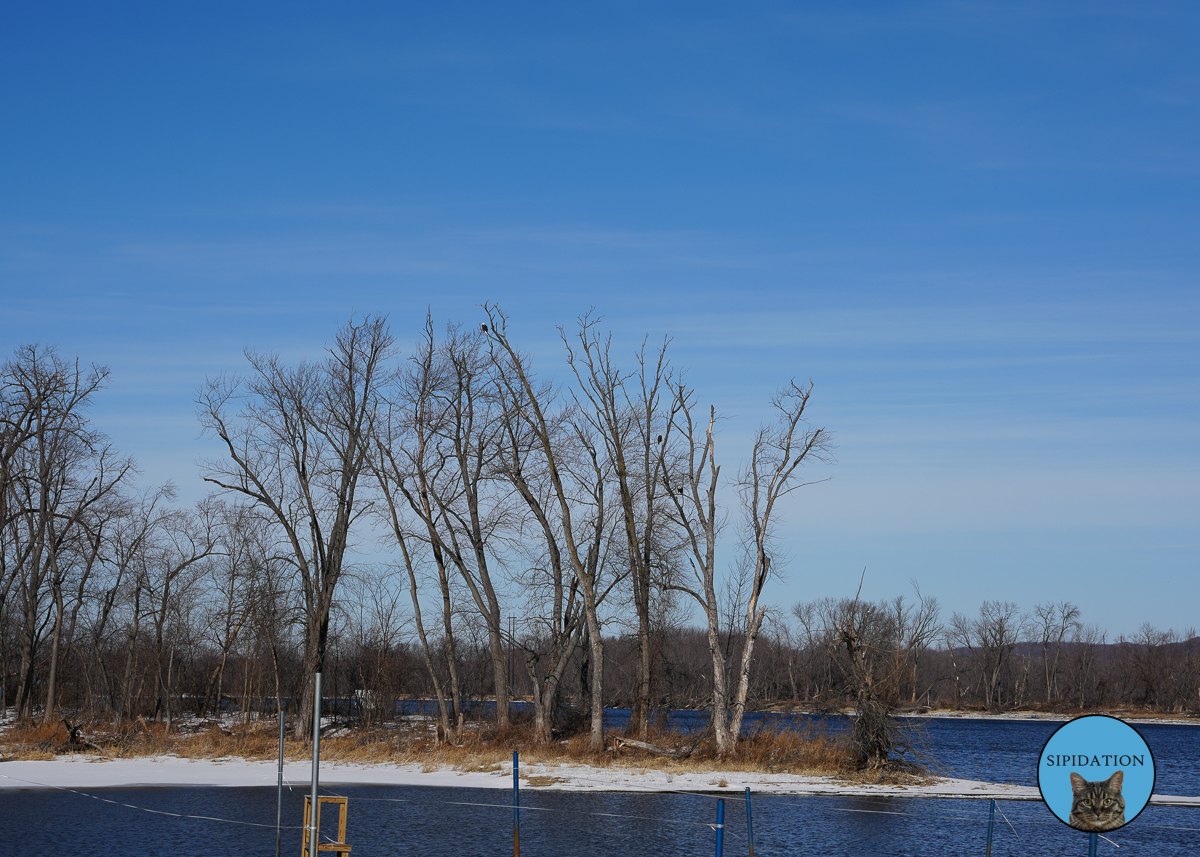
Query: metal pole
[
  {"left": 985, "top": 799, "right": 995, "bottom": 857},
  {"left": 1089, "top": 833, "right": 1098, "bottom": 857},
  {"left": 745, "top": 788, "right": 755, "bottom": 857},
  {"left": 275, "top": 699, "right": 285, "bottom": 857},
  {"left": 513, "top": 750, "right": 520, "bottom": 857},
  {"left": 308, "top": 673, "right": 323, "bottom": 857},
  {"left": 715, "top": 799, "right": 725, "bottom": 857}
]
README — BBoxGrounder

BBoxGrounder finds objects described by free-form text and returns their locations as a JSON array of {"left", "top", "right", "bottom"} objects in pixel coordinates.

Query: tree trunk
[
  {"left": 42, "top": 592, "right": 64, "bottom": 725},
  {"left": 707, "top": 627, "right": 732, "bottom": 756},
  {"left": 120, "top": 584, "right": 143, "bottom": 723},
  {"left": 728, "top": 605, "right": 767, "bottom": 742},
  {"left": 583, "top": 596, "right": 605, "bottom": 752},
  {"left": 403, "top": 545, "right": 452, "bottom": 741}
]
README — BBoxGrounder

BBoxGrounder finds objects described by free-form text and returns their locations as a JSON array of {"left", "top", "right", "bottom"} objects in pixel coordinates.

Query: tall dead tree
[
  {"left": 661, "top": 391, "right": 733, "bottom": 753},
  {"left": 494, "top": 359, "right": 590, "bottom": 745},
  {"left": 666, "top": 380, "right": 829, "bottom": 756},
  {"left": 728, "top": 381, "right": 830, "bottom": 740},
  {"left": 373, "top": 319, "right": 512, "bottom": 734},
  {"left": 372, "top": 325, "right": 464, "bottom": 740},
  {"left": 563, "top": 317, "right": 673, "bottom": 739},
  {"left": 485, "top": 306, "right": 616, "bottom": 751},
  {"left": 424, "top": 325, "right": 511, "bottom": 728},
  {"left": 198, "top": 316, "right": 395, "bottom": 737}
]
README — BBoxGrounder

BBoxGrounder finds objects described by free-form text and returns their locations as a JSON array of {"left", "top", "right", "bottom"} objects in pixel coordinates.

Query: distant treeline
[
  {"left": 4, "top": 602, "right": 1196, "bottom": 731},
  {"left": 2, "top": 317, "right": 1195, "bottom": 759}
]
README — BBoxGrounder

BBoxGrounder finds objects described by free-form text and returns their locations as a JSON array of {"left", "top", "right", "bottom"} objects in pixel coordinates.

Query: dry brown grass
[
  {"left": 1, "top": 722, "right": 64, "bottom": 760},
  {"left": 0, "top": 715, "right": 855, "bottom": 777}
]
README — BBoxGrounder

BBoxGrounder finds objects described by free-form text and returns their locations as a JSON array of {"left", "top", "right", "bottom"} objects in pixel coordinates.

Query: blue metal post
[
  {"left": 276, "top": 701, "right": 285, "bottom": 857},
  {"left": 1089, "top": 833, "right": 1098, "bottom": 857},
  {"left": 715, "top": 799, "right": 725, "bottom": 857},
  {"left": 745, "top": 788, "right": 755, "bottom": 857},
  {"left": 513, "top": 750, "right": 520, "bottom": 857},
  {"left": 985, "top": 799, "right": 995, "bottom": 857}
]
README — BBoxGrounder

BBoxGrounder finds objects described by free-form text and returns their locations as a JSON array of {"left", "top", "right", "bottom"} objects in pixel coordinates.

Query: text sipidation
[{"left": 1044, "top": 755, "right": 1144, "bottom": 767}]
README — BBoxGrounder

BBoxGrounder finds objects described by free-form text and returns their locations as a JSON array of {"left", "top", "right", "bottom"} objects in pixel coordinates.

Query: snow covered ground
[
  {"left": 0, "top": 754, "right": 1032, "bottom": 798},
  {"left": 0, "top": 755, "right": 1195, "bottom": 806},
  {"left": 896, "top": 710, "right": 1200, "bottom": 727}
]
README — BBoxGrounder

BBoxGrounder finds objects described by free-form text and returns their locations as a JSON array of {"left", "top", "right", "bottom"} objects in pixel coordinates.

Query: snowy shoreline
[
  {"left": 1, "top": 755, "right": 1196, "bottom": 807},
  {"left": 893, "top": 710, "right": 1200, "bottom": 727}
]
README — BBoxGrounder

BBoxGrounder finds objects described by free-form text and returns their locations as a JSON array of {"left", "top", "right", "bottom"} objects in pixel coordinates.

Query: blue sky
[{"left": 2, "top": 2, "right": 1197, "bottom": 637}]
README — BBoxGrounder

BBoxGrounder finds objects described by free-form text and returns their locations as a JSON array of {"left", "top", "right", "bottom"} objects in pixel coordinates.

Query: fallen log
[{"left": 612, "top": 737, "right": 686, "bottom": 758}]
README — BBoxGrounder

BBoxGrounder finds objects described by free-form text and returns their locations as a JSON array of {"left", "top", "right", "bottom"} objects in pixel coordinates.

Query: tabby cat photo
[{"left": 1069, "top": 771, "right": 1126, "bottom": 832}]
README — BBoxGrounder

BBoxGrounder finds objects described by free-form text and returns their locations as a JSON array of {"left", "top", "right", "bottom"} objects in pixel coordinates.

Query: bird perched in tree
[
  {"left": 481, "top": 324, "right": 488, "bottom": 332},
  {"left": 657, "top": 435, "right": 663, "bottom": 443}
]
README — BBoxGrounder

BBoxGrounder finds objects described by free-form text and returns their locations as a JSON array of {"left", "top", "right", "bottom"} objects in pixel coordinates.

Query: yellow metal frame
[{"left": 301, "top": 795, "right": 351, "bottom": 857}]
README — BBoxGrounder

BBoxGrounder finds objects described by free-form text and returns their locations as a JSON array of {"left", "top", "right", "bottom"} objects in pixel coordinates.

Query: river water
[{"left": 3, "top": 713, "right": 1197, "bottom": 856}]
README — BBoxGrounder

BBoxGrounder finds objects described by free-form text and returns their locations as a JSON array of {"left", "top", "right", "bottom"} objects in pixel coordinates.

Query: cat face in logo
[{"left": 1069, "top": 770, "right": 1126, "bottom": 832}]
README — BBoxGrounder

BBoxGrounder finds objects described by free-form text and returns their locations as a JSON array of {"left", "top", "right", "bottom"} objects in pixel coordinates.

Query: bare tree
[
  {"left": 796, "top": 580, "right": 938, "bottom": 769},
  {"left": 140, "top": 502, "right": 219, "bottom": 730},
  {"left": 948, "top": 601, "right": 1028, "bottom": 708},
  {"left": 661, "top": 391, "right": 736, "bottom": 754},
  {"left": 485, "top": 306, "right": 617, "bottom": 751},
  {"left": 727, "top": 382, "right": 830, "bottom": 740},
  {"left": 82, "top": 485, "right": 172, "bottom": 717},
  {"left": 891, "top": 583, "right": 942, "bottom": 704},
  {"left": 373, "top": 453, "right": 460, "bottom": 740},
  {"left": 664, "top": 379, "right": 829, "bottom": 756},
  {"left": 1033, "top": 601, "right": 1081, "bottom": 705},
  {"left": 371, "top": 318, "right": 475, "bottom": 739},
  {"left": 1062, "top": 622, "right": 1106, "bottom": 709},
  {"left": 828, "top": 591, "right": 899, "bottom": 769},
  {"left": 420, "top": 324, "right": 512, "bottom": 728},
  {"left": 200, "top": 503, "right": 276, "bottom": 718},
  {"left": 1, "top": 345, "right": 132, "bottom": 721},
  {"left": 1117, "top": 623, "right": 1180, "bottom": 710},
  {"left": 494, "top": 365, "right": 589, "bottom": 745},
  {"left": 198, "top": 316, "right": 395, "bottom": 737},
  {"left": 42, "top": 479, "right": 127, "bottom": 723},
  {"left": 563, "top": 317, "right": 674, "bottom": 739},
  {"left": 341, "top": 567, "right": 408, "bottom": 725}
]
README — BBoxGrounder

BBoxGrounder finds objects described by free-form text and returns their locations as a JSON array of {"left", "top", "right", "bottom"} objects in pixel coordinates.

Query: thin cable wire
[
  {"left": 829, "top": 807, "right": 986, "bottom": 822},
  {"left": 441, "top": 797, "right": 718, "bottom": 828},
  {"left": 8, "top": 766, "right": 1196, "bottom": 844},
  {"left": 0, "top": 772, "right": 306, "bottom": 830},
  {"left": 817, "top": 798, "right": 1200, "bottom": 837},
  {"left": 994, "top": 801, "right": 1021, "bottom": 840},
  {"left": 311, "top": 778, "right": 722, "bottom": 828}
]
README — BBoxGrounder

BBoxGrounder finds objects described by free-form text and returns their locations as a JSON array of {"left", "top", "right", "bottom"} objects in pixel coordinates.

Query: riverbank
[
  {"left": 0, "top": 753, "right": 1033, "bottom": 798},
  {"left": 3, "top": 754, "right": 1197, "bottom": 806},
  {"left": 896, "top": 709, "right": 1200, "bottom": 727},
  {"left": 755, "top": 702, "right": 1200, "bottom": 727}
]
